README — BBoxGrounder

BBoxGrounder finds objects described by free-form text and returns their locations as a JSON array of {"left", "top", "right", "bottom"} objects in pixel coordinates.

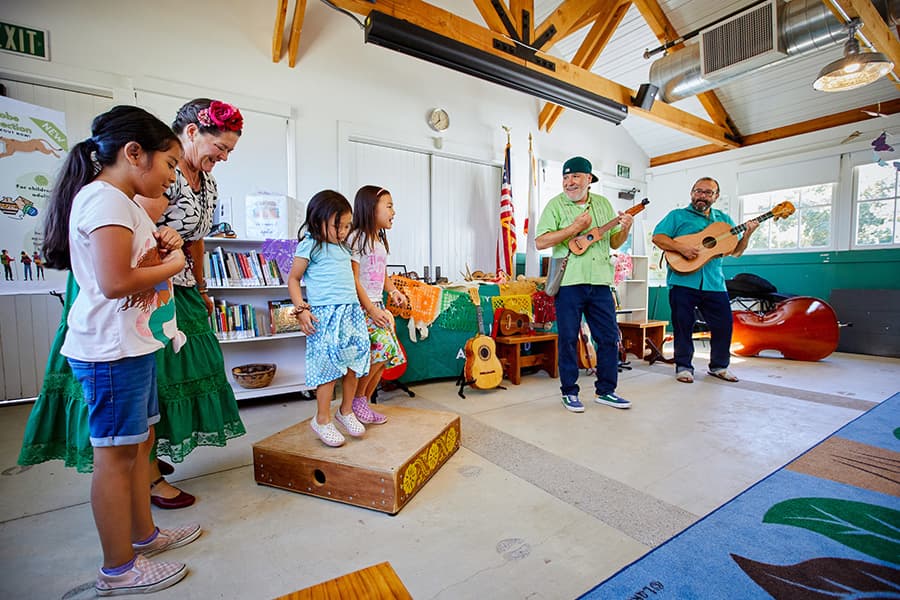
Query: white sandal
[
  {"left": 309, "top": 419, "right": 345, "bottom": 447},
  {"left": 334, "top": 409, "right": 366, "bottom": 437}
]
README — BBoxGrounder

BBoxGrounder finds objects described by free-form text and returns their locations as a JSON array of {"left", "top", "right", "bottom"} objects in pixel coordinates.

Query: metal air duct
[
  {"left": 364, "top": 11, "right": 629, "bottom": 125},
  {"left": 650, "top": 0, "right": 898, "bottom": 103}
]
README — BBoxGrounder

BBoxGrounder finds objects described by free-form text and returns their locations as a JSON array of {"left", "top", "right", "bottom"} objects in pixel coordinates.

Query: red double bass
[{"left": 730, "top": 296, "right": 839, "bottom": 361}]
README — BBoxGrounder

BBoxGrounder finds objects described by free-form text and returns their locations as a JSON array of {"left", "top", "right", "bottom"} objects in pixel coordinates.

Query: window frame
[
  {"left": 850, "top": 162, "right": 900, "bottom": 250},
  {"left": 738, "top": 182, "right": 837, "bottom": 253}
]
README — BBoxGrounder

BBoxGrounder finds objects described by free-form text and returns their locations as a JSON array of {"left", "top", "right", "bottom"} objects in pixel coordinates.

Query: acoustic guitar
[
  {"left": 568, "top": 198, "right": 650, "bottom": 255},
  {"left": 464, "top": 288, "right": 503, "bottom": 389},
  {"left": 497, "top": 308, "right": 531, "bottom": 336},
  {"left": 664, "top": 201, "right": 795, "bottom": 274},
  {"left": 577, "top": 321, "right": 597, "bottom": 370}
]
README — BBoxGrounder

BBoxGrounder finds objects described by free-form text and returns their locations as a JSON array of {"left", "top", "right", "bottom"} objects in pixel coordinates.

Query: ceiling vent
[{"left": 700, "top": 0, "right": 787, "bottom": 80}]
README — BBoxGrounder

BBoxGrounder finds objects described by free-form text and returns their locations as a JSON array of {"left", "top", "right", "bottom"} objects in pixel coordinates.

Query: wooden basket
[{"left": 232, "top": 363, "right": 276, "bottom": 389}]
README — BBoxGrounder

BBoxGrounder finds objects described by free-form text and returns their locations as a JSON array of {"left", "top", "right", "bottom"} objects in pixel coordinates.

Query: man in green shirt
[
  {"left": 652, "top": 177, "right": 757, "bottom": 384},
  {"left": 536, "top": 157, "right": 633, "bottom": 413}
]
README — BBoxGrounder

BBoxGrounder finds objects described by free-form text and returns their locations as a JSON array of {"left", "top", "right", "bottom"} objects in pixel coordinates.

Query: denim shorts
[{"left": 68, "top": 353, "right": 160, "bottom": 447}]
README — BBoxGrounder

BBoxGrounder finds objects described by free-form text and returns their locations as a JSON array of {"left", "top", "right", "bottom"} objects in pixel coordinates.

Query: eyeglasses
[{"left": 691, "top": 188, "right": 717, "bottom": 197}]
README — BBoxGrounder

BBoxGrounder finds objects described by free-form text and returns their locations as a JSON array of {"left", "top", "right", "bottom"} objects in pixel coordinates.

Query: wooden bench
[
  {"left": 275, "top": 561, "right": 412, "bottom": 599},
  {"left": 494, "top": 332, "right": 559, "bottom": 385},
  {"left": 618, "top": 320, "right": 668, "bottom": 360}
]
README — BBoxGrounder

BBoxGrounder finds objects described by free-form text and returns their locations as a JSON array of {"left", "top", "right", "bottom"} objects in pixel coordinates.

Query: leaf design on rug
[
  {"left": 731, "top": 555, "right": 900, "bottom": 599},
  {"left": 894, "top": 427, "right": 899, "bottom": 440},
  {"left": 763, "top": 498, "right": 900, "bottom": 563}
]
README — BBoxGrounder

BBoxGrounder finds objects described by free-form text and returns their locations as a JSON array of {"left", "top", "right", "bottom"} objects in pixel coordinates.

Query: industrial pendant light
[{"left": 813, "top": 18, "right": 893, "bottom": 92}]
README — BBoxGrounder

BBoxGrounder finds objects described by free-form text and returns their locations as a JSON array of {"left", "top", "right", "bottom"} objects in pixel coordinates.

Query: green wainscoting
[{"left": 648, "top": 249, "right": 900, "bottom": 325}]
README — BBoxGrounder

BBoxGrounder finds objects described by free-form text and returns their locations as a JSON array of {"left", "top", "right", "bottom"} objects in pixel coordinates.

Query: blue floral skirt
[{"left": 305, "top": 304, "right": 370, "bottom": 387}]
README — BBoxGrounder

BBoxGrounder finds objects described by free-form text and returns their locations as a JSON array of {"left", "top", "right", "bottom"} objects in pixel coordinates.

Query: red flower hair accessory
[{"left": 197, "top": 101, "right": 243, "bottom": 132}]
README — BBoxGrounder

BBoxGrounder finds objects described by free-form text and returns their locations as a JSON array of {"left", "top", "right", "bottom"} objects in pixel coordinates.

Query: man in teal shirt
[
  {"left": 536, "top": 157, "right": 633, "bottom": 413},
  {"left": 652, "top": 177, "right": 757, "bottom": 383}
]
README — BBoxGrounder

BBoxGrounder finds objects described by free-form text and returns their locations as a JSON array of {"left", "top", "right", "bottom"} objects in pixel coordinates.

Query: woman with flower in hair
[
  {"left": 19, "top": 99, "right": 246, "bottom": 510},
  {"left": 147, "top": 98, "right": 246, "bottom": 508}
]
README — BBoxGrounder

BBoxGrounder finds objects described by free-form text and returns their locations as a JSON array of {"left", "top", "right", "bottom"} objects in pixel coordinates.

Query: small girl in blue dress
[{"left": 288, "top": 190, "right": 371, "bottom": 447}]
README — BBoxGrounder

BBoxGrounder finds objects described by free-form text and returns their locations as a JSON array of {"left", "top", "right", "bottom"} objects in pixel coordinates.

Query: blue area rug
[{"left": 580, "top": 393, "right": 900, "bottom": 599}]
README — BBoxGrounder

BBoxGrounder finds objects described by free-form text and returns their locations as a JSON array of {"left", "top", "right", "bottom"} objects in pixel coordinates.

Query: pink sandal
[{"left": 352, "top": 396, "right": 388, "bottom": 425}]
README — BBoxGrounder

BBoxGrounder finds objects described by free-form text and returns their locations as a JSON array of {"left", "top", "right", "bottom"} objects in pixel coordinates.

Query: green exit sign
[
  {"left": 616, "top": 163, "right": 631, "bottom": 179},
  {"left": 0, "top": 22, "right": 49, "bottom": 61}
]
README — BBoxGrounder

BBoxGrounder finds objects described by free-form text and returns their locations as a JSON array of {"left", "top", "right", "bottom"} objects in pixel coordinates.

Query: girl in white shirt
[
  {"left": 40, "top": 105, "right": 199, "bottom": 596},
  {"left": 348, "top": 185, "right": 407, "bottom": 424}
]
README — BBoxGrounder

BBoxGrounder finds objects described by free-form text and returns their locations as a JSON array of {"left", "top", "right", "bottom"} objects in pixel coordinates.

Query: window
[
  {"left": 739, "top": 183, "right": 834, "bottom": 251},
  {"left": 854, "top": 162, "right": 900, "bottom": 247}
]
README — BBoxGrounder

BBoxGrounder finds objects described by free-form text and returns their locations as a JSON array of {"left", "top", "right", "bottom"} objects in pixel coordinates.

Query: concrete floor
[{"left": 1, "top": 346, "right": 898, "bottom": 600}]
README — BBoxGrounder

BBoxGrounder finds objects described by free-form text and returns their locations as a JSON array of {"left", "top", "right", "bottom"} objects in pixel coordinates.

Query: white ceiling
[{"left": 530, "top": 0, "right": 900, "bottom": 159}]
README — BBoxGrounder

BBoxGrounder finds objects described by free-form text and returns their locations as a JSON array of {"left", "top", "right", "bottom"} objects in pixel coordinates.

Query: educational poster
[{"left": 0, "top": 96, "right": 68, "bottom": 295}]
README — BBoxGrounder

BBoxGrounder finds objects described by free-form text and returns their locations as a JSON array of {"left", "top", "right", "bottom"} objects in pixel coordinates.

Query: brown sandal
[{"left": 707, "top": 369, "right": 739, "bottom": 382}]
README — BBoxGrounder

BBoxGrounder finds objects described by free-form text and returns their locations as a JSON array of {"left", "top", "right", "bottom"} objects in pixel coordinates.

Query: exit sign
[
  {"left": 616, "top": 163, "right": 631, "bottom": 179},
  {"left": 0, "top": 22, "right": 49, "bottom": 61}
]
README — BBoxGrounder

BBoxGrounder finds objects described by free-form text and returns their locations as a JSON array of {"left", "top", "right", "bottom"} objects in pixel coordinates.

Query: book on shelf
[
  {"left": 268, "top": 299, "right": 301, "bottom": 334},
  {"left": 204, "top": 248, "right": 284, "bottom": 288},
  {"left": 208, "top": 297, "right": 268, "bottom": 340}
]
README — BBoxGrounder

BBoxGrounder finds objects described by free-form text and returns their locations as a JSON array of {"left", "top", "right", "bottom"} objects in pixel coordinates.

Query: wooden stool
[
  {"left": 275, "top": 561, "right": 412, "bottom": 599},
  {"left": 494, "top": 332, "right": 559, "bottom": 385},
  {"left": 618, "top": 320, "right": 668, "bottom": 361}
]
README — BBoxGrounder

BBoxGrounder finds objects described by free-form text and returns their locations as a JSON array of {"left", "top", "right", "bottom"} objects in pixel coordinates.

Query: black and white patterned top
[{"left": 159, "top": 167, "right": 218, "bottom": 288}]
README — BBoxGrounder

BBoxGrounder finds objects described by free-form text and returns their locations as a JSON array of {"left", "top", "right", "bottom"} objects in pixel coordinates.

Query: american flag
[{"left": 497, "top": 140, "right": 516, "bottom": 275}]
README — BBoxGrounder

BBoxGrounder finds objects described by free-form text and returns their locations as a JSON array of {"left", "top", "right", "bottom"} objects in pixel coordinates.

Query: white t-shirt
[
  {"left": 351, "top": 240, "right": 388, "bottom": 303},
  {"left": 61, "top": 181, "right": 182, "bottom": 362}
]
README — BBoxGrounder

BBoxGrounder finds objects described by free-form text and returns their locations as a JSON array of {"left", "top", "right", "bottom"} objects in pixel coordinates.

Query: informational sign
[
  {"left": 0, "top": 21, "right": 49, "bottom": 61},
  {"left": 0, "top": 96, "right": 68, "bottom": 294}
]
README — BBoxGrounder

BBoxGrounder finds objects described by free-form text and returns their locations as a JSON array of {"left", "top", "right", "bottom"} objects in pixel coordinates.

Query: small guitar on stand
[
  {"left": 664, "top": 201, "right": 795, "bottom": 273},
  {"left": 459, "top": 287, "right": 504, "bottom": 397},
  {"left": 568, "top": 198, "right": 649, "bottom": 255}
]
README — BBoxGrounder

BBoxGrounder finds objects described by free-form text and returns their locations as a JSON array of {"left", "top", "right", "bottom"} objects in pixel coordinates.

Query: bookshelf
[
  {"left": 614, "top": 255, "right": 648, "bottom": 323},
  {"left": 203, "top": 237, "right": 310, "bottom": 400}
]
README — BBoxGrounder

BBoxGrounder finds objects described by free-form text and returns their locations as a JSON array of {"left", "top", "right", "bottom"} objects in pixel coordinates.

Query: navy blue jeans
[
  {"left": 554, "top": 284, "right": 618, "bottom": 397},
  {"left": 668, "top": 285, "right": 733, "bottom": 374}
]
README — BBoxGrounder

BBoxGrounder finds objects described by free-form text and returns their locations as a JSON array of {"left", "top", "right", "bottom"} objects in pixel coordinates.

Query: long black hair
[
  {"left": 349, "top": 185, "right": 390, "bottom": 255},
  {"left": 298, "top": 190, "right": 352, "bottom": 256},
  {"left": 41, "top": 105, "right": 180, "bottom": 270}
]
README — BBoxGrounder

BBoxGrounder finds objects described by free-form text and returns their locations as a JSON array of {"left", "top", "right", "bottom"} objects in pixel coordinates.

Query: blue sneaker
[
  {"left": 595, "top": 392, "right": 631, "bottom": 409},
  {"left": 561, "top": 394, "right": 585, "bottom": 413}
]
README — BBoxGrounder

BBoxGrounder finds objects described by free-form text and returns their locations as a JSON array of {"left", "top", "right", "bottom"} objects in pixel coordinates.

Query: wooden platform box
[{"left": 253, "top": 405, "right": 460, "bottom": 514}]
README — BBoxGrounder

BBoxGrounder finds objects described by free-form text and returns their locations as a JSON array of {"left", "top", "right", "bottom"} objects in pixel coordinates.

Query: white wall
[{"left": 0, "top": 0, "right": 650, "bottom": 245}]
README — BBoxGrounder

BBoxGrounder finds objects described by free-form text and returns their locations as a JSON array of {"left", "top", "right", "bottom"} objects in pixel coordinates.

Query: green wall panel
[{"left": 648, "top": 249, "right": 900, "bottom": 326}]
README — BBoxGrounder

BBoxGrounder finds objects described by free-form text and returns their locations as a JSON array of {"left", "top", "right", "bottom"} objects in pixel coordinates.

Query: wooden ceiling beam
[
  {"left": 827, "top": 0, "right": 900, "bottom": 91},
  {"left": 632, "top": 0, "right": 741, "bottom": 139},
  {"left": 532, "top": 0, "right": 622, "bottom": 50},
  {"left": 649, "top": 98, "right": 900, "bottom": 167},
  {"left": 287, "top": 0, "right": 308, "bottom": 68},
  {"left": 473, "top": 0, "right": 518, "bottom": 37},
  {"left": 510, "top": 0, "right": 534, "bottom": 44},
  {"left": 539, "top": 2, "right": 629, "bottom": 131},
  {"left": 322, "top": 0, "right": 737, "bottom": 147},
  {"left": 273, "top": 0, "right": 288, "bottom": 62}
]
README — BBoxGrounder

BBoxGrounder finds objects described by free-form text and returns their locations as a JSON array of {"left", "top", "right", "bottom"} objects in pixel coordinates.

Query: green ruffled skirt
[
  {"left": 153, "top": 285, "right": 246, "bottom": 461},
  {"left": 18, "top": 277, "right": 246, "bottom": 472},
  {"left": 17, "top": 275, "right": 93, "bottom": 472}
]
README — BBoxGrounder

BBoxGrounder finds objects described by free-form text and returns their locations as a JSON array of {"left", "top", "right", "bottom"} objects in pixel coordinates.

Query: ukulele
[
  {"left": 568, "top": 198, "right": 650, "bottom": 255},
  {"left": 664, "top": 201, "right": 795, "bottom": 273},
  {"left": 576, "top": 321, "right": 597, "bottom": 370},
  {"left": 464, "top": 288, "right": 503, "bottom": 389},
  {"left": 497, "top": 308, "right": 531, "bottom": 336}
]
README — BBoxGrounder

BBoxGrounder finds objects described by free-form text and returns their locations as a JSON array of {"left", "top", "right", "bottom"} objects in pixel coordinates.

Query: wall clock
[{"left": 428, "top": 108, "right": 450, "bottom": 132}]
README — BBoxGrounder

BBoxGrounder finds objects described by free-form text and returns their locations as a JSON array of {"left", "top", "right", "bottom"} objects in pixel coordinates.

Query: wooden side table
[
  {"left": 618, "top": 320, "right": 668, "bottom": 360},
  {"left": 494, "top": 332, "right": 559, "bottom": 385}
]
